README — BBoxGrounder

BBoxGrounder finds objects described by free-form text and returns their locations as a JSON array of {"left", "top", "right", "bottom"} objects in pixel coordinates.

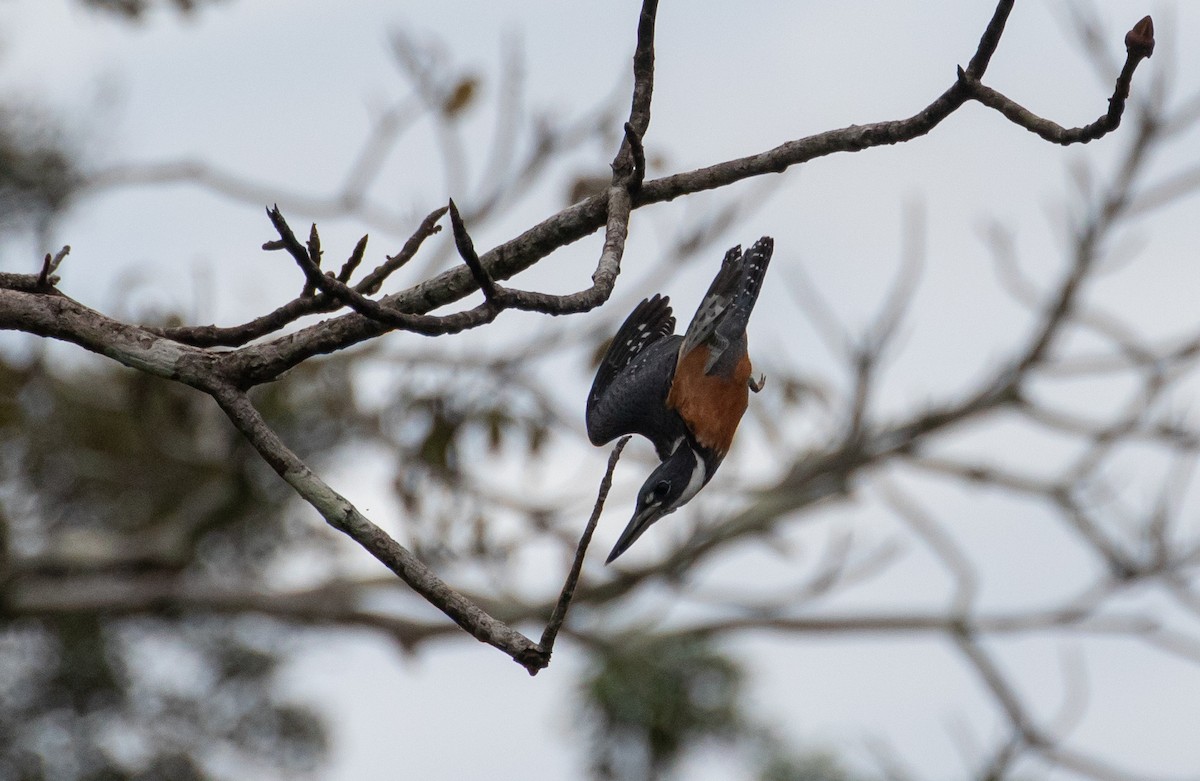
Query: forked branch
[{"left": 0, "top": 1, "right": 1162, "bottom": 677}]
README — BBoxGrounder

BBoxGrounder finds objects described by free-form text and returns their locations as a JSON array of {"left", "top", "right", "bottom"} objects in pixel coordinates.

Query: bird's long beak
[{"left": 606, "top": 504, "right": 666, "bottom": 564}]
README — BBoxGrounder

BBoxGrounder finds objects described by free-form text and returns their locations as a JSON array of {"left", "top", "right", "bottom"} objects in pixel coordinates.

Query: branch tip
[
  {"left": 306, "top": 223, "right": 322, "bottom": 264},
  {"left": 448, "top": 199, "right": 499, "bottom": 302},
  {"left": 337, "top": 234, "right": 370, "bottom": 283},
  {"left": 1125, "top": 15, "right": 1154, "bottom": 61},
  {"left": 36, "top": 245, "right": 71, "bottom": 288},
  {"left": 960, "top": 11, "right": 1155, "bottom": 146}
]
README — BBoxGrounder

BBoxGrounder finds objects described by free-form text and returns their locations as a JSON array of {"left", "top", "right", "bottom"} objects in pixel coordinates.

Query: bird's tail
[
  {"left": 678, "top": 236, "right": 774, "bottom": 361},
  {"left": 725, "top": 235, "right": 773, "bottom": 334}
]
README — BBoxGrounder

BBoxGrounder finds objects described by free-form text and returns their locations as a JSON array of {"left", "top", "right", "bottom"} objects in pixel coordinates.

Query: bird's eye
[{"left": 652, "top": 480, "right": 671, "bottom": 499}]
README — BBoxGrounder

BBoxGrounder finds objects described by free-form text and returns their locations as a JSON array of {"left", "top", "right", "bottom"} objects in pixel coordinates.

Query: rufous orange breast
[{"left": 666, "top": 344, "right": 751, "bottom": 456}]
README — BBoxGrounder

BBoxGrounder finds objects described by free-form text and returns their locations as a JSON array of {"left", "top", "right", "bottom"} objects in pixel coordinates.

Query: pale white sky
[{"left": 3, "top": 1, "right": 1200, "bottom": 779}]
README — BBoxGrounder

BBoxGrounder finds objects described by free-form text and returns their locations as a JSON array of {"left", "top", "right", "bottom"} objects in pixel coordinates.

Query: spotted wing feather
[
  {"left": 589, "top": 295, "right": 674, "bottom": 403},
  {"left": 587, "top": 295, "right": 685, "bottom": 457}
]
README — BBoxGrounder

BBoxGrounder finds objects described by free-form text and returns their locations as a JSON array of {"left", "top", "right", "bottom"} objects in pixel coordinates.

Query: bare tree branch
[
  {"left": 0, "top": 3, "right": 1173, "bottom": 700},
  {"left": 209, "top": 384, "right": 550, "bottom": 672}
]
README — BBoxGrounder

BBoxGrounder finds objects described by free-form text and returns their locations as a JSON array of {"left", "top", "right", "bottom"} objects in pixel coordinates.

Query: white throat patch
[{"left": 676, "top": 449, "right": 707, "bottom": 508}]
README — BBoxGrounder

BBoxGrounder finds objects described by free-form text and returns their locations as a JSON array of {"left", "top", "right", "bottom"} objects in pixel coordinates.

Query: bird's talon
[{"left": 749, "top": 373, "right": 766, "bottom": 393}]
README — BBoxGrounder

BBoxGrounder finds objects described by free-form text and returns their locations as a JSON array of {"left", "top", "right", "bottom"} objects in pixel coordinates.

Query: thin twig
[
  {"left": 448, "top": 198, "right": 500, "bottom": 302},
  {"left": 36, "top": 246, "right": 70, "bottom": 288},
  {"left": 337, "top": 234, "right": 370, "bottom": 283},
  {"left": 145, "top": 206, "right": 446, "bottom": 346},
  {"left": 538, "top": 436, "right": 631, "bottom": 660},
  {"left": 958, "top": 16, "right": 1154, "bottom": 145}
]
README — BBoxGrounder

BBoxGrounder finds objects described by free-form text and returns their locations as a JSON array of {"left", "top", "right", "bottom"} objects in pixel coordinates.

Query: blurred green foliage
[
  {"left": 580, "top": 635, "right": 745, "bottom": 779},
  {"left": 0, "top": 110, "right": 79, "bottom": 236},
  {"left": 578, "top": 634, "right": 875, "bottom": 781},
  {"left": 0, "top": 354, "right": 349, "bottom": 780},
  {"left": 0, "top": 343, "right": 557, "bottom": 778}
]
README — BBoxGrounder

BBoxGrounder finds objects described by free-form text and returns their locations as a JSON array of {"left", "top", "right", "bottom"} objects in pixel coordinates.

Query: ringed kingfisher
[{"left": 586, "top": 237, "right": 774, "bottom": 563}]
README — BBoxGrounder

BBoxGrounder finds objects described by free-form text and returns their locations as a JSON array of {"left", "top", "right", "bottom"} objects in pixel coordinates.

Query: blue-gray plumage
[{"left": 586, "top": 294, "right": 686, "bottom": 460}]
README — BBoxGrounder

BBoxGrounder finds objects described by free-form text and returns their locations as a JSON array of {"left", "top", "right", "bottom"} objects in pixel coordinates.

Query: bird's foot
[{"left": 749, "top": 373, "right": 766, "bottom": 393}]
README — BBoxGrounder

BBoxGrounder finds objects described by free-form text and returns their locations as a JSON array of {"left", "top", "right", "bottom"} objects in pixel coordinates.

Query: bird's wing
[
  {"left": 587, "top": 295, "right": 683, "bottom": 453},
  {"left": 675, "top": 244, "right": 741, "bottom": 362},
  {"left": 678, "top": 237, "right": 773, "bottom": 374},
  {"left": 590, "top": 294, "right": 675, "bottom": 402}
]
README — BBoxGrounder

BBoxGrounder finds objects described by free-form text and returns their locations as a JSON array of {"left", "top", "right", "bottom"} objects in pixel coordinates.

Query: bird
[{"left": 586, "top": 237, "right": 773, "bottom": 563}]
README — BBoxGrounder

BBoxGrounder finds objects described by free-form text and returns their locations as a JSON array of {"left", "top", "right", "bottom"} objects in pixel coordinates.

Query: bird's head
[{"left": 606, "top": 445, "right": 709, "bottom": 564}]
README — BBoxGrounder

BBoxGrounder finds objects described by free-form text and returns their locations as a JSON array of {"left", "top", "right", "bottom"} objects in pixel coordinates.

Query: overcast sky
[{"left": 3, "top": 1, "right": 1200, "bottom": 779}]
